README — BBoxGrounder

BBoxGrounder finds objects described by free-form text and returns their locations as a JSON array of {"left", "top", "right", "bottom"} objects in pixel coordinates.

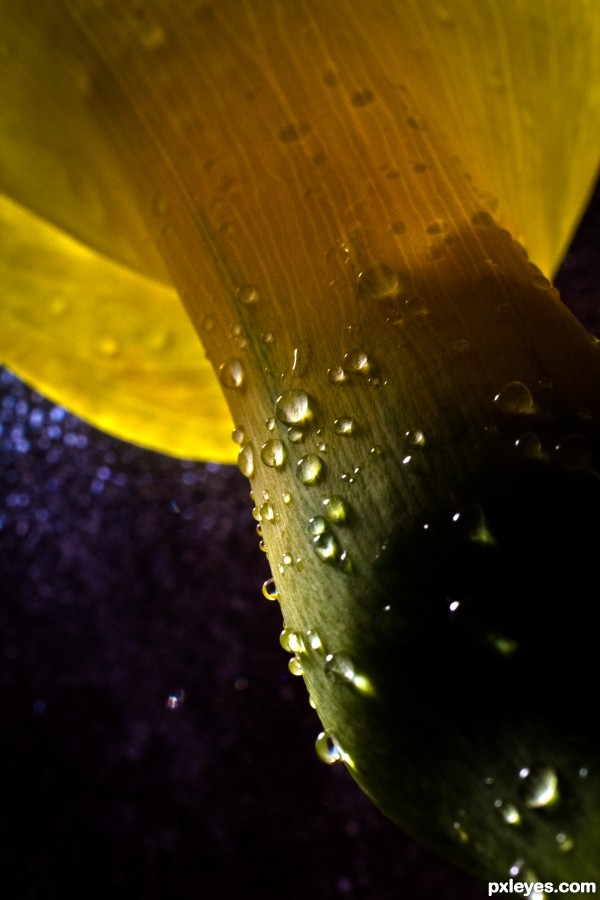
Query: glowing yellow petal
[{"left": 0, "top": 194, "right": 234, "bottom": 462}]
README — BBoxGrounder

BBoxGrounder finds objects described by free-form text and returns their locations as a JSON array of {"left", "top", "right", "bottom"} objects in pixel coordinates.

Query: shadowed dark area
[{"left": 0, "top": 181, "right": 597, "bottom": 899}]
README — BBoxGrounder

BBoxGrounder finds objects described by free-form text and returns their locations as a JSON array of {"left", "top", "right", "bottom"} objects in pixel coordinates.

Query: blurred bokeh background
[{"left": 0, "top": 181, "right": 597, "bottom": 900}]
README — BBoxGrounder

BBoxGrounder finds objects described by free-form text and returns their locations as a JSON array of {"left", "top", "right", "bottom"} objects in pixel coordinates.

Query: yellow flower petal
[{"left": 0, "top": 194, "right": 234, "bottom": 461}]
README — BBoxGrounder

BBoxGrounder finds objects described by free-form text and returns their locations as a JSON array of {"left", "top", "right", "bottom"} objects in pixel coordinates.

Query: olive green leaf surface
[{"left": 1, "top": 0, "right": 600, "bottom": 884}]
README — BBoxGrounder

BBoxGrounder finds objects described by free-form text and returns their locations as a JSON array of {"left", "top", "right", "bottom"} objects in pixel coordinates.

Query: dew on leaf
[
  {"left": 322, "top": 495, "right": 349, "bottom": 524},
  {"left": 344, "top": 349, "right": 371, "bottom": 374},
  {"left": 356, "top": 262, "right": 398, "bottom": 299},
  {"left": 237, "top": 443, "right": 255, "bottom": 479},
  {"left": 280, "top": 628, "right": 303, "bottom": 654},
  {"left": 218, "top": 358, "right": 244, "bottom": 389},
  {"left": 334, "top": 416, "right": 356, "bottom": 435},
  {"left": 328, "top": 365, "right": 348, "bottom": 384},
  {"left": 308, "top": 516, "right": 328, "bottom": 536},
  {"left": 261, "top": 439, "right": 286, "bottom": 468},
  {"left": 237, "top": 283, "right": 260, "bottom": 304},
  {"left": 262, "top": 578, "right": 279, "bottom": 601},
  {"left": 518, "top": 764, "right": 559, "bottom": 809},
  {"left": 288, "top": 655, "right": 303, "bottom": 676},
  {"left": 312, "top": 532, "right": 341, "bottom": 564},
  {"left": 324, "top": 652, "right": 356, "bottom": 684},
  {"left": 275, "top": 389, "right": 312, "bottom": 425},
  {"left": 493, "top": 381, "right": 534, "bottom": 414},
  {"left": 297, "top": 454, "right": 324, "bottom": 485},
  {"left": 315, "top": 731, "right": 341, "bottom": 765}
]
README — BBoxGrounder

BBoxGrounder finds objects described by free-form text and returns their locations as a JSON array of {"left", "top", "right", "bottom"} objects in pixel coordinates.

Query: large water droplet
[
  {"left": 275, "top": 389, "right": 312, "bottom": 425},
  {"left": 261, "top": 439, "right": 286, "bottom": 468},
  {"left": 322, "top": 495, "right": 349, "bottom": 524},
  {"left": 356, "top": 262, "right": 399, "bottom": 299},
  {"left": 493, "top": 381, "right": 534, "bottom": 414},
  {"left": 324, "top": 653, "right": 356, "bottom": 684},
  {"left": 515, "top": 431, "right": 543, "bottom": 458},
  {"left": 258, "top": 502, "right": 275, "bottom": 522},
  {"left": 315, "top": 730, "right": 342, "bottom": 764},
  {"left": 297, "top": 454, "right": 324, "bottom": 485},
  {"left": 518, "top": 764, "right": 559, "bottom": 808},
  {"left": 288, "top": 656, "right": 303, "bottom": 676},
  {"left": 218, "top": 358, "right": 245, "bottom": 389},
  {"left": 237, "top": 443, "right": 255, "bottom": 479}
]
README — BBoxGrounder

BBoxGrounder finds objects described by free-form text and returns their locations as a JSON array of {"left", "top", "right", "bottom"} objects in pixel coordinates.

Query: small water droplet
[
  {"left": 261, "top": 439, "right": 286, "bottom": 468},
  {"left": 344, "top": 349, "right": 371, "bottom": 374},
  {"left": 313, "top": 532, "right": 341, "bottom": 564},
  {"left": 258, "top": 502, "right": 275, "bottom": 522},
  {"left": 324, "top": 653, "right": 356, "bottom": 684},
  {"left": 515, "top": 431, "right": 543, "bottom": 458},
  {"left": 218, "top": 358, "right": 245, "bottom": 389},
  {"left": 297, "top": 454, "right": 324, "bottom": 485},
  {"left": 518, "top": 764, "right": 559, "bottom": 808},
  {"left": 282, "top": 491, "right": 292, "bottom": 505},
  {"left": 334, "top": 417, "right": 356, "bottom": 435},
  {"left": 275, "top": 389, "right": 312, "bottom": 425},
  {"left": 232, "top": 426, "right": 245, "bottom": 445},
  {"left": 237, "top": 443, "right": 255, "bottom": 479},
  {"left": 554, "top": 434, "right": 592, "bottom": 471},
  {"left": 308, "top": 515, "right": 328, "bottom": 536},
  {"left": 287, "top": 655, "right": 303, "bottom": 676},
  {"left": 356, "top": 263, "right": 398, "bottom": 299},
  {"left": 452, "top": 504, "right": 495, "bottom": 544},
  {"left": 237, "top": 283, "right": 260, "bottom": 304},
  {"left": 327, "top": 365, "right": 347, "bottom": 384},
  {"left": 286, "top": 426, "right": 303, "bottom": 444},
  {"left": 495, "top": 800, "right": 521, "bottom": 825},
  {"left": 265, "top": 416, "right": 276, "bottom": 431},
  {"left": 262, "top": 578, "right": 279, "bottom": 601},
  {"left": 305, "top": 630, "right": 324, "bottom": 653},
  {"left": 280, "top": 627, "right": 303, "bottom": 653},
  {"left": 322, "top": 495, "right": 349, "bottom": 524},
  {"left": 493, "top": 381, "right": 534, "bottom": 414},
  {"left": 282, "top": 552, "right": 293, "bottom": 566},
  {"left": 406, "top": 429, "right": 425, "bottom": 446},
  {"left": 315, "top": 730, "right": 342, "bottom": 764}
]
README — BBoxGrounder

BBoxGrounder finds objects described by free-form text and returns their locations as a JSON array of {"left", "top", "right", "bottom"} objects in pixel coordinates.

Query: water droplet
[
  {"left": 218, "top": 358, "right": 245, "bottom": 389},
  {"left": 297, "top": 454, "right": 324, "bottom": 485},
  {"left": 258, "top": 502, "right": 275, "bottom": 522},
  {"left": 554, "top": 434, "right": 592, "bottom": 471},
  {"left": 334, "top": 417, "right": 356, "bottom": 435},
  {"left": 288, "top": 655, "right": 303, "bottom": 676},
  {"left": 327, "top": 365, "right": 347, "bottom": 384},
  {"left": 493, "top": 381, "right": 534, "bottom": 414},
  {"left": 262, "top": 578, "right": 279, "bottom": 601},
  {"left": 275, "top": 389, "right": 312, "bottom": 425},
  {"left": 282, "top": 491, "right": 292, "bottom": 505},
  {"left": 282, "top": 552, "right": 293, "bottom": 566},
  {"left": 471, "top": 210, "right": 494, "bottom": 227},
  {"left": 344, "top": 349, "right": 371, "bottom": 374},
  {"left": 495, "top": 800, "right": 521, "bottom": 826},
  {"left": 452, "top": 504, "right": 495, "bottom": 545},
  {"left": 515, "top": 431, "right": 543, "bottom": 458},
  {"left": 324, "top": 653, "right": 356, "bottom": 684},
  {"left": 280, "top": 628, "right": 303, "bottom": 654},
  {"left": 232, "top": 426, "right": 245, "bottom": 445},
  {"left": 322, "top": 495, "right": 349, "bottom": 524},
  {"left": 237, "top": 283, "right": 260, "bottom": 304},
  {"left": 356, "top": 263, "right": 398, "bottom": 299},
  {"left": 315, "top": 730, "right": 343, "bottom": 764},
  {"left": 237, "top": 443, "right": 255, "bottom": 479},
  {"left": 261, "top": 439, "right": 286, "bottom": 468},
  {"left": 166, "top": 689, "right": 185, "bottom": 710},
  {"left": 518, "top": 764, "right": 559, "bottom": 808},
  {"left": 266, "top": 416, "right": 276, "bottom": 431},
  {"left": 308, "top": 516, "right": 328, "bottom": 536},
  {"left": 351, "top": 88, "right": 375, "bottom": 107},
  {"left": 406, "top": 429, "right": 425, "bottom": 446},
  {"left": 555, "top": 832, "right": 574, "bottom": 853},
  {"left": 312, "top": 532, "right": 341, "bottom": 564},
  {"left": 305, "top": 630, "right": 324, "bottom": 654}
]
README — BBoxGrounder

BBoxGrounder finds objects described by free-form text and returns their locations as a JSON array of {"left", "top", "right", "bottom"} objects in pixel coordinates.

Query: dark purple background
[{"left": 1, "top": 182, "right": 598, "bottom": 900}]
